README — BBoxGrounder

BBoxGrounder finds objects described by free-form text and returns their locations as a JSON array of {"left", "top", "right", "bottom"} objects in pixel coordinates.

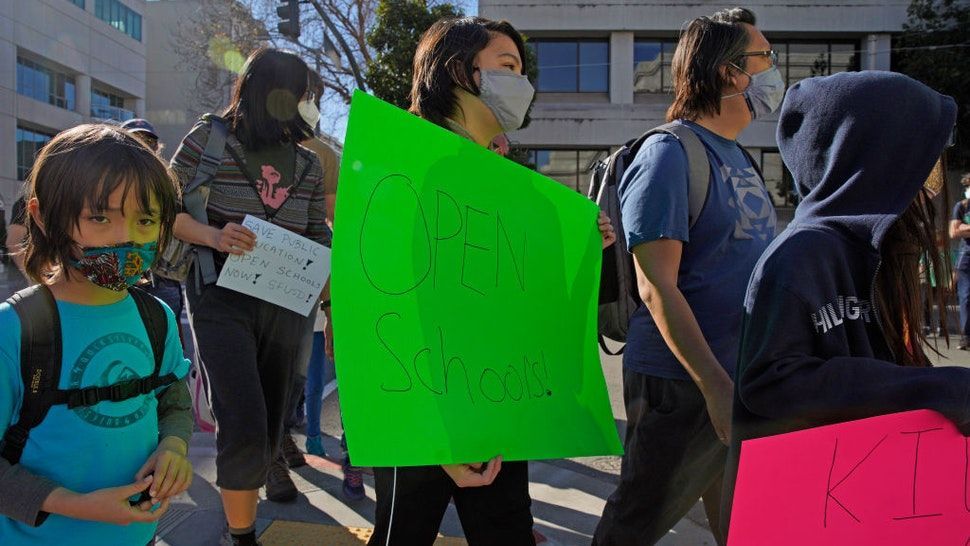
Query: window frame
[
  {"left": 518, "top": 147, "right": 611, "bottom": 194},
  {"left": 16, "top": 125, "right": 56, "bottom": 181},
  {"left": 531, "top": 38, "right": 611, "bottom": 94},
  {"left": 16, "top": 56, "right": 76, "bottom": 111},
  {"left": 633, "top": 39, "right": 678, "bottom": 94}
]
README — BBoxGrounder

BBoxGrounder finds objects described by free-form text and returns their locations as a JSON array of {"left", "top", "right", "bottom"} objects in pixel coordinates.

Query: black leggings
[
  {"left": 186, "top": 278, "right": 312, "bottom": 490},
  {"left": 369, "top": 462, "right": 535, "bottom": 546}
]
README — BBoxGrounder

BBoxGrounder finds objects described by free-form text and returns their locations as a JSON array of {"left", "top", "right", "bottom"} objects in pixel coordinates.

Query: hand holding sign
[
  {"left": 210, "top": 222, "right": 257, "bottom": 255},
  {"left": 216, "top": 215, "right": 331, "bottom": 316}
]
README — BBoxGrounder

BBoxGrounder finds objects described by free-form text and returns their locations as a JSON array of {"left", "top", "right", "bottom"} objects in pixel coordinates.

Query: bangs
[
  {"left": 86, "top": 157, "right": 170, "bottom": 218},
  {"left": 23, "top": 123, "right": 180, "bottom": 283}
]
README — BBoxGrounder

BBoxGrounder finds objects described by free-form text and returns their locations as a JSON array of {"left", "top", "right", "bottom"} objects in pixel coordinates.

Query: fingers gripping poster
[{"left": 332, "top": 91, "right": 622, "bottom": 466}]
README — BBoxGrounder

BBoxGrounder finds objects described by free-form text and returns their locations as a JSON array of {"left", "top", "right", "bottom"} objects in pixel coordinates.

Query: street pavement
[{"left": 1, "top": 261, "right": 967, "bottom": 545}]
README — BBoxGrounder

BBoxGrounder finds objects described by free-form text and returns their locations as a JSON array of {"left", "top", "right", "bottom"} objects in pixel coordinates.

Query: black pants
[
  {"left": 593, "top": 371, "right": 728, "bottom": 546},
  {"left": 186, "top": 277, "right": 311, "bottom": 490},
  {"left": 369, "top": 462, "right": 535, "bottom": 546}
]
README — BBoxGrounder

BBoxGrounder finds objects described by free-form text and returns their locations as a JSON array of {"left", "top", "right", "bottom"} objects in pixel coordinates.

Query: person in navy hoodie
[{"left": 720, "top": 70, "right": 970, "bottom": 537}]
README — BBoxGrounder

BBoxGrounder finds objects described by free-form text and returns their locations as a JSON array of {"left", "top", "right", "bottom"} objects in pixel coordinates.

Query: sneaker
[
  {"left": 265, "top": 456, "right": 298, "bottom": 503},
  {"left": 281, "top": 434, "right": 306, "bottom": 468},
  {"left": 305, "top": 435, "right": 326, "bottom": 457},
  {"left": 342, "top": 460, "right": 365, "bottom": 501},
  {"left": 220, "top": 530, "right": 262, "bottom": 546}
]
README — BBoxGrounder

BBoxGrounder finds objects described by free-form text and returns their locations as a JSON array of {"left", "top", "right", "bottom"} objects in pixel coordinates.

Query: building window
[
  {"left": 759, "top": 150, "right": 797, "bottom": 208},
  {"left": 69, "top": 0, "right": 85, "bottom": 8},
  {"left": 16, "top": 126, "right": 55, "bottom": 181},
  {"left": 532, "top": 40, "right": 609, "bottom": 93},
  {"left": 95, "top": 0, "right": 142, "bottom": 41},
  {"left": 16, "top": 57, "right": 76, "bottom": 111},
  {"left": 91, "top": 88, "right": 134, "bottom": 121},
  {"left": 634, "top": 41, "right": 676, "bottom": 93},
  {"left": 519, "top": 148, "right": 609, "bottom": 195},
  {"left": 770, "top": 41, "right": 859, "bottom": 87}
]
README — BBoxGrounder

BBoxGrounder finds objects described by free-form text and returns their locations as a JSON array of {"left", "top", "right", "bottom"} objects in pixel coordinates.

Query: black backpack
[
  {"left": 588, "top": 122, "right": 763, "bottom": 355},
  {"left": 0, "top": 285, "right": 174, "bottom": 465}
]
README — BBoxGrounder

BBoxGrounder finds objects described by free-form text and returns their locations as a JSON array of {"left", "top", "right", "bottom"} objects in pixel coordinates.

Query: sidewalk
[{"left": 156, "top": 428, "right": 717, "bottom": 546}]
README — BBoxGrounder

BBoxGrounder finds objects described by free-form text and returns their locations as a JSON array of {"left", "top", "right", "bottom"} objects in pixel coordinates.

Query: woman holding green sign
[{"left": 367, "top": 16, "right": 615, "bottom": 546}]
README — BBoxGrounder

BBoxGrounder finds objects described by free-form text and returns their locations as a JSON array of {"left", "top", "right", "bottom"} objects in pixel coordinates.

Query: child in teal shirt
[{"left": 0, "top": 124, "right": 193, "bottom": 545}]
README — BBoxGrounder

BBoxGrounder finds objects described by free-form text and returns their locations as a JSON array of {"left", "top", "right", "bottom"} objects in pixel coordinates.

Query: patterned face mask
[{"left": 69, "top": 241, "right": 158, "bottom": 291}]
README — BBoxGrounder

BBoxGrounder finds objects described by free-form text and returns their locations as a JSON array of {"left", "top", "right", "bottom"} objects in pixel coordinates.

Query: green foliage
[
  {"left": 366, "top": 0, "right": 464, "bottom": 109},
  {"left": 894, "top": 0, "right": 970, "bottom": 167}
]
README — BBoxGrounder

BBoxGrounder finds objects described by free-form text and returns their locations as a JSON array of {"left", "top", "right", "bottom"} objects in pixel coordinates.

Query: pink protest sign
[{"left": 729, "top": 409, "right": 970, "bottom": 545}]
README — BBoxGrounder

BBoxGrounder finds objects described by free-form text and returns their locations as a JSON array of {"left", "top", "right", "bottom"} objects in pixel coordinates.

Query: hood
[{"left": 777, "top": 70, "right": 957, "bottom": 251}]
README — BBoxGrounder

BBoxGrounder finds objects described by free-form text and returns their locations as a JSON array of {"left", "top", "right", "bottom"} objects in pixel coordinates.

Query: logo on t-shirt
[
  {"left": 255, "top": 165, "right": 291, "bottom": 209},
  {"left": 69, "top": 333, "right": 153, "bottom": 428},
  {"left": 722, "top": 165, "right": 775, "bottom": 241}
]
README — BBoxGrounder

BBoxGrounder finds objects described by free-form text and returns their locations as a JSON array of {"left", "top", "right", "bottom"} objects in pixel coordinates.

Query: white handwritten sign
[{"left": 216, "top": 215, "right": 330, "bottom": 316}]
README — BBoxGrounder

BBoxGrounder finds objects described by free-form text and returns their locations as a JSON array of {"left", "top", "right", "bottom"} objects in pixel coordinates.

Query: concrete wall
[
  {"left": 144, "top": 0, "right": 209, "bottom": 160},
  {"left": 484, "top": 1, "right": 904, "bottom": 156},
  {"left": 0, "top": 0, "right": 147, "bottom": 212},
  {"left": 481, "top": 0, "right": 908, "bottom": 34}
]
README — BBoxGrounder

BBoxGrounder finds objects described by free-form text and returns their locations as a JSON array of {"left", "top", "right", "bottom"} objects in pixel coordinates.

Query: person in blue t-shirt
[
  {"left": 593, "top": 8, "right": 778, "bottom": 546},
  {"left": 0, "top": 124, "right": 193, "bottom": 546},
  {"left": 949, "top": 173, "right": 970, "bottom": 350}
]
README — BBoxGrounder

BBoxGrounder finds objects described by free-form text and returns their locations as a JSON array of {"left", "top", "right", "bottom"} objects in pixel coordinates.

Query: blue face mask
[
  {"left": 70, "top": 241, "right": 158, "bottom": 291},
  {"left": 724, "top": 64, "right": 786, "bottom": 120}
]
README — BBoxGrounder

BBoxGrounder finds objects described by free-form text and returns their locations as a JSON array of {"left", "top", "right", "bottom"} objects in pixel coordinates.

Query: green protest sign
[{"left": 333, "top": 91, "right": 622, "bottom": 466}]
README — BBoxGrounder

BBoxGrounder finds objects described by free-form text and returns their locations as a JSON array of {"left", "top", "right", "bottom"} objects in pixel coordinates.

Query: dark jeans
[
  {"left": 958, "top": 268, "right": 970, "bottom": 343},
  {"left": 186, "top": 276, "right": 312, "bottom": 490},
  {"left": 593, "top": 370, "right": 728, "bottom": 546},
  {"left": 369, "top": 462, "right": 535, "bottom": 546}
]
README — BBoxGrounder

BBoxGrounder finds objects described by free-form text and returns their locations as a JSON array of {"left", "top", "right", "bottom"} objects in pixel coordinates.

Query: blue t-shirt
[
  {"left": 951, "top": 200, "right": 970, "bottom": 270},
  {"left": 618, "top": 120, "right": 776, "bottom": 380},
  {"left": 0, "top": 293, "right": 190, "bottom": 546}
]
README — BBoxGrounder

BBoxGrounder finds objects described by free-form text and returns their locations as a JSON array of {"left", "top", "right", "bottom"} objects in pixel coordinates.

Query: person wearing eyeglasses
[{"left": 593, "top": 7, "right": 779, "bottom": 546}]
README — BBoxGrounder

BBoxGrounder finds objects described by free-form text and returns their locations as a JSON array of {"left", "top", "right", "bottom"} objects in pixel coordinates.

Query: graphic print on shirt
[
  {"left": 69, "top": 333, "right": 153, "bottom": 428},
  {"left": 722, "top": 164, "right": 775, "bottom": 241},
  {"left": 255, "top": 164, "right": 291, "bottom": 209}
]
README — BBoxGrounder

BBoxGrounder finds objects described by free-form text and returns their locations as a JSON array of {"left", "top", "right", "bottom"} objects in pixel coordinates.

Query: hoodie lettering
[{"left": 812, "top": 296, "right": 872, "bottom": 334}]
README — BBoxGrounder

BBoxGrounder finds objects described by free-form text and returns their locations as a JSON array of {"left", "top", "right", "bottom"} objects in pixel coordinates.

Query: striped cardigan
[{"left": 170, "top": 119, "right": 331, "bottom": 269}]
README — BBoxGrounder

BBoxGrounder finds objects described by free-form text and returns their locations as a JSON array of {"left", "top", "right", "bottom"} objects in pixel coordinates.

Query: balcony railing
[{"left": 91, "top": 104, "right": 135, "bottom": 122}]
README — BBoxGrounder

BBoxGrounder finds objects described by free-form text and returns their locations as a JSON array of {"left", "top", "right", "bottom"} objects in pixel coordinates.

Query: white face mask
[
  {"left": 477, "top": 69, "right": 535, "bottom": 132},
  {"left": 723, "top": 64, "right": 786, "bottom": 120},
  {"left": 298, "top": 99, "right": 320, "bottom": 129},
  {"left": 964, "top": 187, "right": 970, "bottom": 200}
]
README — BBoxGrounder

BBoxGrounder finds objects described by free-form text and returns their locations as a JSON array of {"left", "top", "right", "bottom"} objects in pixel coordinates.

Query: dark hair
[
  {"left": 712, "top": 6, "right": 757, "bottom": 25},
  {"left": 666, "top": 9, "right": 754, "bottom": 122},
  {"left": 223, "top": 48, "right": 315, "bottom": 150},
  {"left": 410, "top": 16, "right": 527, "bottom": 127},
  {"left": 23, "top": 124, "right": 180, "bottom": 284},
  {"left": 875, "top": 159, "right": 952, "bottom": 365}
]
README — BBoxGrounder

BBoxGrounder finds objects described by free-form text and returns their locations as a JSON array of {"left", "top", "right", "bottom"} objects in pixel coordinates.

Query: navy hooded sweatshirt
[{"left": 721, "top": 71, "right": 970, "bottom": 535}]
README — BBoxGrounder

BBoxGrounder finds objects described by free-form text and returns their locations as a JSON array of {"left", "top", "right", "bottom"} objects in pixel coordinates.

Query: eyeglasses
[{"left": 738, "top": 50, "right": 778, "bottom": 67}]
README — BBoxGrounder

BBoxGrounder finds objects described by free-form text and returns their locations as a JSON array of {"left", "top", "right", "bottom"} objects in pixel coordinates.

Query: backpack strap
[
  {"left": 660, "top": 123, "right": 711, "bottom": 229},
  {"left": 0, "top": 287, "right": 178, "bottom": 465},
  {"left": 60, "top": 289, "right": 175, "bottom": 409},
  {"left": 184, "top": 114, "right": 229, "bottom": 286},
  {"left": 128, "top": 287, "right": 170, "bottom": 380},
  {"left": 0, "top": 285, "right": 61, "bottom": 465}
]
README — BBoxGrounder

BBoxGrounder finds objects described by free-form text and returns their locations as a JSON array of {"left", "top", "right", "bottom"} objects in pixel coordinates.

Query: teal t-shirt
[{"left": 0, "top": 293, "right": 190, "bottom": 545}]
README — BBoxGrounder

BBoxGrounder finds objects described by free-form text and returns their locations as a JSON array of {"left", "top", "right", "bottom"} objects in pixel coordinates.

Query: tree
[
  {"left": 366, "top": 0, "right": 464, "bottom": 109},
  {"left": 894, "top": 0, "right": 970, "bottom": 168},
  {"left": 171, "top": 0, "right": 269, "bottom": 116},
  {"left": 173, "top": 0, "right": 377, "bottom": 134}
]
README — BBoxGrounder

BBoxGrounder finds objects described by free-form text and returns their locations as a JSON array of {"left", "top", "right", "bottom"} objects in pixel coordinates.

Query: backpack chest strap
[{"left": 60, "top": 373, "right": 178, "bottom": 409}]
